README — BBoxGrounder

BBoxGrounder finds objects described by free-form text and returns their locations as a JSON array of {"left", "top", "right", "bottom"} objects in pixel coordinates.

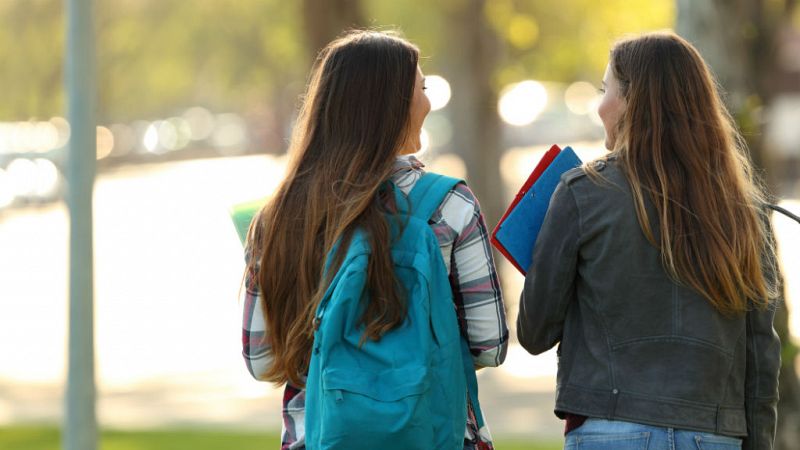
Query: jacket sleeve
[
  {"left": 241, "top": 240, "right": 275, "bottom": 381},
  {"left": 517, "top": 180, "right": 580, "bottom": 355},
  {"left": 743, "top": 220, "right": 782, "bottom": 450},
  {"left": 743, "top": 303, "right": 781, "bottom": 450},
  {"left": 447, "top": 183, "right": 509, "bottom": 368}
]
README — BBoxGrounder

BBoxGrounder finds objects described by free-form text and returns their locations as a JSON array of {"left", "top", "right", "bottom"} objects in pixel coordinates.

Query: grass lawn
[{"left": 0, "top": 425, "right": 562, "bottom": 450}]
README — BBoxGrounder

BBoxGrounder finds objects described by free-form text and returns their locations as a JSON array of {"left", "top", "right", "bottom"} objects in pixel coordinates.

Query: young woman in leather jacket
[{"left": 518, "top": 32, "right": 782, "bottom": 450}]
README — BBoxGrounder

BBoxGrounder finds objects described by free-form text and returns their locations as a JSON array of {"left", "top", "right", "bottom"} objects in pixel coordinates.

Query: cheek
[
  {"left": 415, "top": 92, "right": 430, "bottom": 123},
  {"left": 597, "top": 96, "right": 612, "bottom": 123},
  {"left": 598, "top": 96, "right": 621, "bottom": 129}
]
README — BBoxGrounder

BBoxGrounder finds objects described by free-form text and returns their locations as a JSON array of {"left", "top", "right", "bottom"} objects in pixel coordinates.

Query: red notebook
[{"left": 490, "top": 144, "right": 561, "bottom": 274}]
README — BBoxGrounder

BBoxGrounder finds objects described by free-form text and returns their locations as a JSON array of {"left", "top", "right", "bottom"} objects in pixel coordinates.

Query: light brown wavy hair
[
  {"left": 587, "top": 32, "right": 778, "bottom": 315},
  {"left": 246, "top": 30, "right": 419, "bottom": 386}
]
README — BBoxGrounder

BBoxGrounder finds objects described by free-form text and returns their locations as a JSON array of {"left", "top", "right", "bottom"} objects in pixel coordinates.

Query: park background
[{"left": 1, "top": 0, "right": 799, "bottom": 449}]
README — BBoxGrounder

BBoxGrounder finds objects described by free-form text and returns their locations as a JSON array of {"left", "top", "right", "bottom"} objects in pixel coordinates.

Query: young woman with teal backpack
[{"left": 241, "top": 30, "right": 508, "bottom": 450}]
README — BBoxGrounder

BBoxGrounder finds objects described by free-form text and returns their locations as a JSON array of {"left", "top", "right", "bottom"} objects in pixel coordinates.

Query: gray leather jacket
[{"left": 517, "top": 158, "right": 781, "bottom": 450}]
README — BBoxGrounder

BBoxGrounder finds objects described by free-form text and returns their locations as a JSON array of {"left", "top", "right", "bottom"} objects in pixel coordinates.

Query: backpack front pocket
[{"left": 318, "top": 366, "right": 435, "bottom": 450}]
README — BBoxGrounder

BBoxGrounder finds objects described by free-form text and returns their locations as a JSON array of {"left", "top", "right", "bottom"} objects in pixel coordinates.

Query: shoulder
[
  {"left": 560, "top": 159, "right": 609, "bottom": 186},
  {"left": 422, "top": 175, "right": 479, "bottom": 237},
  {"left": 446, "top": 178, "right": 474, "bottom": 201},
  {"left": 407, "top": 170, "right": 471, "bottom": 205},
  {"left": 561, "top": 167, "right": 586, "bottom": 185},
  {"left": 438, "top": 178, "right": 478, "bottom": 216},
  {"left": 436, "top": 177, "right": 477, "bottom": 210},
  {"left": 557, "top": 158, "right": 631, "bottom": 215}
]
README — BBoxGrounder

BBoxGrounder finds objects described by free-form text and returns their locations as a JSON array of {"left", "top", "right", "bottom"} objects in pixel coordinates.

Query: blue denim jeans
[{"left": 564, "top": 419, "right": 742, "bottom": 450}]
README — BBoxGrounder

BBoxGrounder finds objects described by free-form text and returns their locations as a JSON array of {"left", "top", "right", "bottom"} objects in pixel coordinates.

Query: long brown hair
[
  {"left": 588, "top": 32, "right": 778, "bottom": 315},
  {"left": 247, "top": 30, "right": 419, "bottom": 386}
]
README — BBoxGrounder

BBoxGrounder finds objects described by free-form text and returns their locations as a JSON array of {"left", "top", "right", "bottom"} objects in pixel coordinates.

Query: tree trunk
[
  {"left": 441, "top": 0, "right": 504, "bottom": 227},
  {"left": 675, "top": 0, "right": 751, "bottom": 108},
  {"left": 676, "top": 1, "right": 800, "bottom": 447},
  {"left": 293, "top": 0, "right": 364, "bottom": 150},
  {"left": 301, "top": 0, "right": 365, "bottom": 59}
]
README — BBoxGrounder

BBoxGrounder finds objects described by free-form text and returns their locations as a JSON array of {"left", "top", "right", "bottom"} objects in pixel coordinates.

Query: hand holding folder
[{"left": 491, "top": 145, "right": 582, "bottom": 275}]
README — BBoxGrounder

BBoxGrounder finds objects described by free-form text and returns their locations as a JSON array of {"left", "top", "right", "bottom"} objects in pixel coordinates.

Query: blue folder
[{"left": 493, "top": 146, "right": 582, "bottom": 274}]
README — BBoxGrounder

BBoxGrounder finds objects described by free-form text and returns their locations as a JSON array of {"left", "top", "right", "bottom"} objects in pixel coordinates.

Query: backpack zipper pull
[{"left": 334, "top": 390, "right": 343, "bottom": 402}]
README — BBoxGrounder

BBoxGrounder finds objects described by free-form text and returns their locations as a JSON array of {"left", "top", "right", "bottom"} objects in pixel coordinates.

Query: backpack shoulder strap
[
  {"left": 406, "top": 172, "right": 463, "bottom": 222},
  {"left": 767, "top": 203, "right": 800, "bottom": 225}
]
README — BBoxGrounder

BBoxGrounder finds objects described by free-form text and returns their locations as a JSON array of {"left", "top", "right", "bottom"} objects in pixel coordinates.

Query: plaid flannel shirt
[{"left": 242, "top": 155, "right": 508, "bottom": 450}]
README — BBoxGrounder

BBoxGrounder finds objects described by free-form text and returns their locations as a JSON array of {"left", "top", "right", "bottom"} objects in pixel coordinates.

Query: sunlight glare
[
  {"left": 425, "top": 75, "right": 452, "bottom": 111},
  {"left": 498, "top": 80, "right": 548, "bottom": 126}
]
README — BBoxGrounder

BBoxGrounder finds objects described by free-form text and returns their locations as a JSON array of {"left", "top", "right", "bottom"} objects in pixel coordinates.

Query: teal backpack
[{"left": 304, "top": 173, "right": 485, "bottom": 450}]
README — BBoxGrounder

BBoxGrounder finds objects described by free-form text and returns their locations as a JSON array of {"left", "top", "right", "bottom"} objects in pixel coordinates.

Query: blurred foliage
[
  {"left": 368, "top": 0, "right": 673, "bottom": 87},
  {"left": 481, "top": 0, "right": 674, "bottom": 86},
  {"left": 94, "top": 0, "right": 304, "bottom": 121},
  {"left": 1, "top": 0, "right": 305, "bottom": 122},
  {"left": 796, "top": 4, "right": 800, "bottom": 28},
  {"left": 0, "top": 0, "right": 64, "bottom": 120},
  {"left": 0, "top": 0, "right": 671, "bottom": 123},
  {"left": 0, "top": 426, "right": 562, "bottom": 450}
]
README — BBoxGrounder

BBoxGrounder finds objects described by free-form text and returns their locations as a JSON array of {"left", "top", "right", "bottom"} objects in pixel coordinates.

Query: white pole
[{"left": 63, "top": 0, "right": 97, "bottom": 449}]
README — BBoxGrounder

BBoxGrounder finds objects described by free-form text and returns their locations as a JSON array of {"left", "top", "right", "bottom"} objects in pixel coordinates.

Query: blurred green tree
[
  {"left": 302, "top": 0, "right": 365, "bottom": 57},
  {"left": 0, "top": 0, "right": 64, "bottom": 120},
  {"left": 0, "top": 0, "right": 308, "bottom": 153}
]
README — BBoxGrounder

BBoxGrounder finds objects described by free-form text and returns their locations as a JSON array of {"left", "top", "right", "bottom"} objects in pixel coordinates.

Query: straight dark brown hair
[
  {"left": 588, "top": 32, "right": 778, "bottom": 315},
  {"left": 246, "top": 30, "right": 419, "bottom": 386}
]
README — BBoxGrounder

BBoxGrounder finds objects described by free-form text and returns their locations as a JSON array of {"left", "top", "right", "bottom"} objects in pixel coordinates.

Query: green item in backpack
[
  {"left": 229, "top": 198, "right": 265, "bottom": 244},
  {"left": 304, "top": 173, "right": 482, "bottom": 450}
]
